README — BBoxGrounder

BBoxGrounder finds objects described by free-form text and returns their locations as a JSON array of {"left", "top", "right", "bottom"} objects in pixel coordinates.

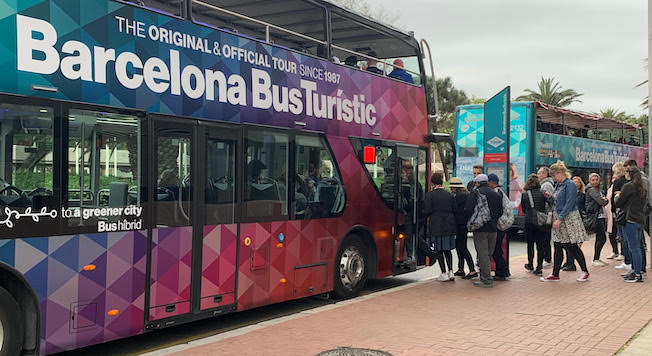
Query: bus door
[
  {"left": 147, "top": 117, "right": 238, "bottom": 327},
  {"left": 392, "top": 144, "right": 421, "bottom": 273}
]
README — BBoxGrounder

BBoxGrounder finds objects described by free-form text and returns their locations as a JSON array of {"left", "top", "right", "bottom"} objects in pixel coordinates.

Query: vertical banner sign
[{"left": 483, "top": 87, "right": 511, "bottom": 188}]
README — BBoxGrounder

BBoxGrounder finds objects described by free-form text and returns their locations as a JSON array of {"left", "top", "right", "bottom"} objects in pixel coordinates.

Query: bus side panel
[
  {"left": 200, "top": 224, "right": 238, "bottom": 310},
  {"left": 327, "top": 136, "right": 395, "bottom": 278},
  {"left": 148, "top": 227, "right": 193, "bottom": 321},
  {"left": 0, "top": 231, "right": 147, "bottom": 355}
]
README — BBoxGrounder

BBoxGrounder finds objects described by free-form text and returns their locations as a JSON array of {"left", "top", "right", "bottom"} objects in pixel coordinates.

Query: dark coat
[
  {"left": 423, "top": 188, "right": 457, "bottom": 237},
  {"left": 521, "top": 186, "right": 547, "bottom": 226},
  {"left": 453, "top": 191, "right": 470, "bottom": 226},
  {"left": 464, "top": 183, "right": 502, "bottom": 232},
  {"left": 611, "top": 176, "right": 626, "bottom": 213}
]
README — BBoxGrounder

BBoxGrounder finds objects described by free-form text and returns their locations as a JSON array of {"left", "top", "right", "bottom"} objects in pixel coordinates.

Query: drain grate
[{"left": 316, "top": 347, "right": 394, "bottom": 356}]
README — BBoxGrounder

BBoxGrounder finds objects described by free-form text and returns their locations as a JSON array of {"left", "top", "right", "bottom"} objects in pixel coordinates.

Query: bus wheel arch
[
  {"left": 333, "top": 227, "right": 376, "bottom": 299},
  {"left": 0, "top": 263, "right": 40, "bottom": 356}
]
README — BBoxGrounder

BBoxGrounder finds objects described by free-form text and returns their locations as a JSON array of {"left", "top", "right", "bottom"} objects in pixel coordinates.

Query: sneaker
[
  {"left": 615, "top": 263, "right": 632, "bottom": 270},
  {"left": 532, "top": 269, "right": 543, "bottom": 276},
  {"left": 615, "top": 255, "right": 624, "bottom": 261},
  {"left": 448, "top": 270, "right": 456, "bottom": 281},
  {"left": 524, "top": 263, "right": 534, "bottom": 271},
  {"left": 453, "top": 270, "right": 466, "bottom": 277},
  {"left": 577, "top": 272, "right": 590, "bottom": 282},
  {"left": 624, "top": 274, "right": 643, "bottom": 283},
  {"left": 473, "top": 281, "right": 493, "bottom": 288},
  {"left": 561, "top": 265, "right": 577, "bottom": 271},
  {"left": 540, "top": 274, "right": 560, "bottom": 282},
  {"left": 437, "top": 273, "right": 450, "bottom": 281},
  {"left": 607, "top": 253, "right": 618, "bottom": 259},
  {"left": 622, "top": 270, "right": 634, "bottom": 278},
  {"left": 592, "top": 260, "right": 608, "bottom": 267},
  {"left": 542, "top": 261, "right": 552, "bottom": 268}
]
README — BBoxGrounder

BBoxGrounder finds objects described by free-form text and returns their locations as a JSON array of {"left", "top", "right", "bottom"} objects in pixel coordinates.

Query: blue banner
[{"left": 483, "top": 87, "right": 510, "bottom": 187}]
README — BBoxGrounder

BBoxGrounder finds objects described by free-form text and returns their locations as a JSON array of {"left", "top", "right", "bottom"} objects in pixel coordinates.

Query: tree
[
  {"left": 425, "top": 76, "right": 469, "bottom": 136},
  {"left": 597, "top": 108, "right": 630, "bottom": 122},
  {"left": 515, "top": 77, "right": 583, "bottom": 107},
  {"left": 331, "top": 0, "right": 401, "bottom": 25}
]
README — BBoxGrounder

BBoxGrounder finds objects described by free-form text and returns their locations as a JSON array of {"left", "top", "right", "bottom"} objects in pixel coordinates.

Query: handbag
[
  {"left": 583, "top": 210, "right": 598, "bottom": 233},
  {"left": 527, "top": 190, "right": 553, "bottom": 230},
  {"left": 615, "top": 208, "right": 627, "bottom": 226}
]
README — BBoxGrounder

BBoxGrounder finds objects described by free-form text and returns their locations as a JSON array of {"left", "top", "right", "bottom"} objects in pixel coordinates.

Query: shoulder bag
[{"left": 527, "top": 190, "right": 553, "bottom": 230}]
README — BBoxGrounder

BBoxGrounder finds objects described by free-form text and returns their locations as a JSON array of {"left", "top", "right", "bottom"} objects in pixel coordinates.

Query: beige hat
[{"left": 449, "top": 177, "right": 464, "bottom": 188}]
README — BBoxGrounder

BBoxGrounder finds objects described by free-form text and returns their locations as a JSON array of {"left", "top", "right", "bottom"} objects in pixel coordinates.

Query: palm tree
[
  {"left": 515, "top": 77, "right": 583, "bottom": 107},
  {"left": 597, "top": 108, "right": 629, "bottom": 121}
]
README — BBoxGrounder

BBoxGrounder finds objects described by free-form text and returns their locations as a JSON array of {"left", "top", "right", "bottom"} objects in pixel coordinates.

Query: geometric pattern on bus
[
  {"left": 148, "top": 227, "right": 193, "bottom": 321},
  {"left": 0, "top": 0, "right": 428, "bottom": 145},
  {"left": 235, "top": 135, "right": 397, "bottom": 311},
  {"left": 0, "top": 0, "right": 426, "bottom": 353},
  {"left": 0, "top": 231, "right": 147, "bottom": 355},
  {"left": 200, "top": 224, "right": 237, "bottom": 310}
]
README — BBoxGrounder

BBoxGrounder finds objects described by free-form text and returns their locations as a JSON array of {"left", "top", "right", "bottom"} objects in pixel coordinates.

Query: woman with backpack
[
  {"left": 521, "top": 174, "right": 548, "bottom": 276},
  {"left": 614, "top": 167, "right": 647, "bottom": 283},
  {"left": 449, "top": 177, "right": 477, "bottom": 279},
  {"left": 540, "top": 161, "right": 590, "bottom": 282}
]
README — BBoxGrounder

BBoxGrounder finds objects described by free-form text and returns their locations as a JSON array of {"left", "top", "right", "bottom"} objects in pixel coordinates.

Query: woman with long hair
[
  {"left": 520, "top": 174, "right": 547, "bottom": 275},
  {"left": 449, "top": 178, "right": 477, "bottom": 278},
  {"left": 541, "top": 161, "right": 590, "bottom": 282},
  {"left": 614, "top": 167, "right": 647, "bottom": 282}
]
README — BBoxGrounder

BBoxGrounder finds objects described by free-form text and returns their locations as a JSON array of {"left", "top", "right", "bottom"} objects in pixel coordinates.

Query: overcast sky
[{"left": 375, "top": 0, "right": 648, "bottom": 116}]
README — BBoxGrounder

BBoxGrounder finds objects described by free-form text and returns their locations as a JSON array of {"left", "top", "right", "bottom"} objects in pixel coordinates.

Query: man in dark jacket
[
  {"left": 466, "top": 164, "right": 484, "bottom": 192},
  {"left": 465, "top": 174, "right": 503, "bottom": 287},
  {"left": 488, "top": 174, "right": 510, "bottom": 280}
]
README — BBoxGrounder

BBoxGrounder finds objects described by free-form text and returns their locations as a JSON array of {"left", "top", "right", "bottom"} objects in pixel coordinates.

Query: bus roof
[
  {"left": 533, "top": 101, "right": 641, "bottom": 131},
  {"left": 193, "top": 0, "right": 419, "bottom": 59},
  {"left": 456, "top": 101, "right": 642, "bottom": 131}
]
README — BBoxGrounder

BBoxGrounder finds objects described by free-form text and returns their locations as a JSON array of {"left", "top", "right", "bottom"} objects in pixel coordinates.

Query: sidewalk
[{"left": 145, "top": 238, "right": 652, "bottom": 356}]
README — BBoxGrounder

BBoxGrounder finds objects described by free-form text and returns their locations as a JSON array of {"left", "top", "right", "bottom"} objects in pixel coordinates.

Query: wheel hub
[{"left": 339, "top": 245, "right": 365, "bottom": 290}]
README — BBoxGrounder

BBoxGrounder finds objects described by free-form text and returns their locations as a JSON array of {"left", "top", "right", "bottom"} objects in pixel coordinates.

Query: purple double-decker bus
[{"left": 0, "top": 1, "right": 449, "bottom": 354}]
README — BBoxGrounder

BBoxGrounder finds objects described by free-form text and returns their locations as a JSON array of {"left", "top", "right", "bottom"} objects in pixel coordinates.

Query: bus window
[
  {"left": 244, "top": 129, "right": 288, "bottom": 220},
  {"left": 294, "top": 135, "right": 344, "bottom": 219},
  {"left": 205, "top": 138, "right": 236, "bottom": 225},
  {"left": 67, "top": 109, "right": 141, "bottom": 228},
  {"left": 0, "top": 103, "right": 54, "bottom": 210}
]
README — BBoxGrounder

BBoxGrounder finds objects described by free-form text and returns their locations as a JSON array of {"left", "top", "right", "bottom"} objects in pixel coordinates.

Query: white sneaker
[
  {"left": 448, "top": 270, "right": 455, "bottom": 281},
  {"left": 615, "top": 263, "right": 632, "bottom": 270},
  {"left": 437, "top": 273, "right": 451, "bottom": 282},
  {"left": 607, "top": 253, "right": 618, "bottom": 259},
  {"left": 577, "top": 272, "right": 590, "bottom": 282},
  {"left": 592, "top": 260, "right": 608, "bottom": 267},
  {"left": 542, "top": 261, "right": 552, "bottom": 268},
  {"left": 615, "top": 255, "right": 624, "bottom": 261}
]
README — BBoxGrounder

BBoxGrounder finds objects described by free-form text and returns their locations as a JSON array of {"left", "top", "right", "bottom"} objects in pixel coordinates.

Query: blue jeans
[
  {"left": 618, "top": 225, "right": 631, "bottom": 265},
  {"left": 624, "top": 222, "right": 644, "bottom": 274}
]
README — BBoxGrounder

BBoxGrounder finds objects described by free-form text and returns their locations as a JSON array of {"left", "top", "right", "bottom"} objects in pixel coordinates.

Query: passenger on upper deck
[
  {"left": 365, "top": 51, "right": 383, "bottom": 75},
  {"left": 344, "top": 55, "right": 358, "bottom": 68},
  {"left": 388, "top": 59, "right": 414, "bottom": 84}
]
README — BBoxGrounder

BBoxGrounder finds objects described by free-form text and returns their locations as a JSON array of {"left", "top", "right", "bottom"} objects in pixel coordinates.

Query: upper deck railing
[{"left": 121, "top": 0, "right": 423, "bottom": 83}]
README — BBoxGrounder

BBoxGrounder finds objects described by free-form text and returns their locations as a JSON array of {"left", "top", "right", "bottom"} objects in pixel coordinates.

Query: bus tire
[
  {"left": 333, "top": 235, "right": 367, "bottom": 299},
  {"left": 0, "top": 287, "right": 24, "bottom": 356}
]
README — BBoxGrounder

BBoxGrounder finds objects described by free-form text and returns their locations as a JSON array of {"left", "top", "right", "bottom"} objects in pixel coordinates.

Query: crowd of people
[{"left": 420, "top": 159, "right": 649, "bottom": 287}]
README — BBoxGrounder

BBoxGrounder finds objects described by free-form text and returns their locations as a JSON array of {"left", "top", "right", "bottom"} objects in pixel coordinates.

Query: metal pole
[{"left": 647, "top": 0, "right": 652, "bottom": 226}]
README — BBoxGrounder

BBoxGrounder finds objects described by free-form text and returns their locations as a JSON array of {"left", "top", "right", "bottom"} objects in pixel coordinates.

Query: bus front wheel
[
  {"left": 0, "top": 287, "right": 24, "bottom": 356},
  {"left": 333, "top": 235, "right": 367, "bottom": 299}
]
